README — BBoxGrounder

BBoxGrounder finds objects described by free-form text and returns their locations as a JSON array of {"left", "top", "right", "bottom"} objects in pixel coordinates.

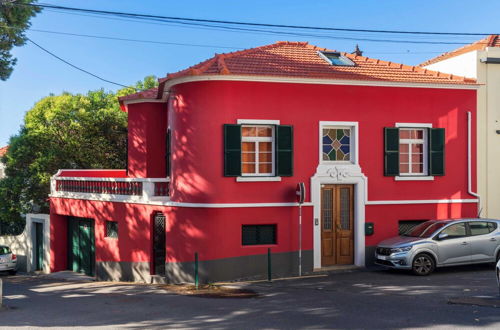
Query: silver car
[
  {"left": 496, "top": 259, "right": 500, "bottom": 294},
  {"left": 375, "top": 219, "right": 500, "bottom": 275},
  {"left": 0, "top": 245, "right": 17, "bottom": 275}
]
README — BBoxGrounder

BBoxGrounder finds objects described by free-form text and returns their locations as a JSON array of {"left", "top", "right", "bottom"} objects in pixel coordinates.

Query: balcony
[{"left": 50, "top": 169, "right": 170, "bottom": 204}]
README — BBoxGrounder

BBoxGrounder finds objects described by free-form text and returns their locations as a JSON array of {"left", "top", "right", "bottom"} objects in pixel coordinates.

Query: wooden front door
[{"left": 321, "top": 184, "right": 354, "bottom": 266}]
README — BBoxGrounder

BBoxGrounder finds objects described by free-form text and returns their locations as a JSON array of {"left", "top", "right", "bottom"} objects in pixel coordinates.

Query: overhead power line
[
  {"left": 30, "top": 28, "right": 242, "bottom": 49},
  {"left": 23, "top": 2, "right": 495, "bottom": 37},
  {"left": 27, "top": 38, "right": 134, "bottom": 89}
]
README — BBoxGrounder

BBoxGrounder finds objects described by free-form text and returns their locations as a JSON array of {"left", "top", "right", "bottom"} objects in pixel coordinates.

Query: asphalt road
[{"left": 1, "top": 265, "right": 500, "bottom": 329}]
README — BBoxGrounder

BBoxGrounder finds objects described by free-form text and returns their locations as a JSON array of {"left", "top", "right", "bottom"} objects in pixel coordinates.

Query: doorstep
[{"left": 313, "top": 265, "right": 363, "bottom": 273}]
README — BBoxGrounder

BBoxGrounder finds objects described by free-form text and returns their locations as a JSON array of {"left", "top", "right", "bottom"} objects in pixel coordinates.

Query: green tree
[
  {"left": 0, "top": 0, "right": 41, "bottom": 80},
  {"left": 0, "top": 76, "right": 158, "bottom": 234}
]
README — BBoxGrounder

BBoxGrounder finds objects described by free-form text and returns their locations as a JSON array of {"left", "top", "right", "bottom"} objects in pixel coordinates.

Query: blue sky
[{"left": 1, "top": 0, "right": 500, "bottom": 146}]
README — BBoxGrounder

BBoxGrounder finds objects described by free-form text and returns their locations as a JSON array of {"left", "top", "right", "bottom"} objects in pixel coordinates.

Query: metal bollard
[
  {"left": 194, "top": 252, "right": 199, "bottom": 290},
  {"left": 267, "top": 248, "right": 272, "bottom": 282}
]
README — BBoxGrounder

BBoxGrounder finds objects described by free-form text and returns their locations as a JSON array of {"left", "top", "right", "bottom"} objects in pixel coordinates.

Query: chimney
[{"left": 352, "top": 44, "right": 363, "bottom": 56}]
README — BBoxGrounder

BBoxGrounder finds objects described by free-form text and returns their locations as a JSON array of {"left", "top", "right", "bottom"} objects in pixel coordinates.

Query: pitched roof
[
  {"left": 0, "top": 146, "right": 8, "bottom": 157},
  {"left": 121, "top": 41, "right": 476, "bottom": 104},
  {"left": 161, "top": 41, "right": 475, "bottom": 85},
  {"left": 420, "top": 35, "right": 500, "bottom": 67},
  {"left": 118, "top": 87, "right": 159, "bottom": 101}
]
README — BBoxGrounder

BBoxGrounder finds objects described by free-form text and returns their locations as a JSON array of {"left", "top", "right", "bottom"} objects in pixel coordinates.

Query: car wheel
[{"left": 412, "top": 253, "right": 435, "bottom": 276}]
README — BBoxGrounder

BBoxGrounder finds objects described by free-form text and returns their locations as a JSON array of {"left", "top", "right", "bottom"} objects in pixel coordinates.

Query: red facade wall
[
  {"left": 127, "top": 102, "right": 168, "bottom": 178},
  {"left": 169, "top": 80, "right": 476, "bottom": 204}
]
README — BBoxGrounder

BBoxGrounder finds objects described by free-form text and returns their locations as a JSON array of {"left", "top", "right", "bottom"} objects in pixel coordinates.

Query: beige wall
[
  {"left": 425, "top": 48, "right": 500, "bottom": 218},
  {"left": 0, "top": 214, "right": 50, "bottom": 273}
]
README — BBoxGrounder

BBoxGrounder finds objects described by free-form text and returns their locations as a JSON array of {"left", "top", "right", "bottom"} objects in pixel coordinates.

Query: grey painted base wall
[
  {"left": 96, "top": 261, "right": 151, "bottom": 283},
  {"left": 365, "top": 246, "right": 376, "bottom": 266},
  {"left": 96, "top": 250, "right": 313, "bottom": 283},
  {"left": 166, "top": 250, "right": 314, "bottom": 284},
  {"left": 96, "top": 248, "right": 376, "bottom": 283}
]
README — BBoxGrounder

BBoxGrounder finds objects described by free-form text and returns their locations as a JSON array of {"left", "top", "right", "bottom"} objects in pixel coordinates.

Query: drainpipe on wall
[{"left": 467, "top": 111, "right": 481, "bottom": 217}]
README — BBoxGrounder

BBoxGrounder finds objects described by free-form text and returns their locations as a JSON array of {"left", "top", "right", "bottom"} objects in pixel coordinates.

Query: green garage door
[{"left": 68, "top": 217, "right": 95, "bottom": 276}]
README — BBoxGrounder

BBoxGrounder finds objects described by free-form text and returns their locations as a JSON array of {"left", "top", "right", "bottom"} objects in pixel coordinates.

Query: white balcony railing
[{"left": 50, "top": 173, "right": 170, "bottom": 203}]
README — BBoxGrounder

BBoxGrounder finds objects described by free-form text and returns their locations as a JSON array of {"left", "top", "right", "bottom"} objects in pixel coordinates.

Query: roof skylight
[{"left": 319, "top": 51, "right": 355, "bottom": 66}]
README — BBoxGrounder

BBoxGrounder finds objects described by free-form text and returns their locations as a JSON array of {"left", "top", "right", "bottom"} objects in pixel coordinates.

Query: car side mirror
[{"left": 438, "top": 233, "right": 449, "bottom": 240}]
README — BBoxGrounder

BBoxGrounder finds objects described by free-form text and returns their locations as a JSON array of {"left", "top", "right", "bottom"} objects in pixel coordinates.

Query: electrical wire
[
  {"left": 29, "top": 28, "right": 242, "bottom": 49},
  {"left": 27, "top": 38, "right": 135, "bottom": 89},
  {"left": 22, "top": 2, "right": 497, "bottom": 36}
]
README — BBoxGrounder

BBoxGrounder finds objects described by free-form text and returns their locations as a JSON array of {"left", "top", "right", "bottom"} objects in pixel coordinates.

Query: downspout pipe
[{"left": 467, "top": 111, "right": 481, "bottom": 217}]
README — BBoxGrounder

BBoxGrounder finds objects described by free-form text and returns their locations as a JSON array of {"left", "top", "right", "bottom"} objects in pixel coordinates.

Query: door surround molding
[{"left": 311, "top": 164, "right": 367, "bottom": 269}]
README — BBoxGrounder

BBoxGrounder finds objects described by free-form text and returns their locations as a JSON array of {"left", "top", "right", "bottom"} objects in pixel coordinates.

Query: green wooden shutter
[
  {"left": 384, "top": 127, "right": 400, "bottom": 176},
  {"left": 224, "top": 124, "right": 241, "bottom": 176},
  {"left": 429, "top": 128, "right": 445, "bottom": 176},
  {"left": 165, "top": 129, "right": 171, "bottom": 177},
  {"left": 276, "top": 125, "right": 293, "bottom": 176}
]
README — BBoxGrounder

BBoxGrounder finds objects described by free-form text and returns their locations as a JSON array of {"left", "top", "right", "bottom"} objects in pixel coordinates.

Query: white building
[{"left": 422, "top": 35, "right": 500, "bottom": 218}]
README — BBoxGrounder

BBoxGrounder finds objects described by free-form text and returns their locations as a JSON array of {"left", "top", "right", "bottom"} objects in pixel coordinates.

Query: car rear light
[{"left": 11, "top": 253, "right": 17, "bottom": 261}]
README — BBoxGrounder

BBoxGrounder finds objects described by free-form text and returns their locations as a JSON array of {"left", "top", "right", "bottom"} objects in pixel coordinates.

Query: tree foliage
[
  {"left": 0, "top": 76, "right": 158, "bottom": 234},
  {"left": 0, "top": 0, "right": 41, "bottom": 80}
]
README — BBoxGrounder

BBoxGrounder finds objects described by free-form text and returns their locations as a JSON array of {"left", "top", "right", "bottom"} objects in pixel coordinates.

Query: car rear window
[
  {"left": 0, "top": 246, "right": 11, "bottom": 255},
  {"left": 470, "top": 222, "right": 491, "bottom": 236}
]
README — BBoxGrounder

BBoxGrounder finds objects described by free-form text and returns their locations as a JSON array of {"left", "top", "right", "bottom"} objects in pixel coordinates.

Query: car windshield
[
  {"left": 0, "top": 246, "right": 11, "bottom": 255},
  {"left": 403, "top": 221, "right": 448, "bottom": 238}
]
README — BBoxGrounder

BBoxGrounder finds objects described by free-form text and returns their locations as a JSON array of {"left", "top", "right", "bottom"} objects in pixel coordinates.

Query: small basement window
[
  {"left": 242, "top": 225, "right": 277, "bottom": 245},
  {"left": 319, "top": 51, "right": 355, "bottom": 66},
  {"left": 106, "top": 221, "right": 118, "bottom": 239},
  {"left": 398, "top": 220, "right": 428, "bottom": 236}
]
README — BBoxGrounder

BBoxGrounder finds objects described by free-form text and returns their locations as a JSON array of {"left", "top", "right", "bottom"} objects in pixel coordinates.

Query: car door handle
[
  {"left": 490, "top": 238, "right": 497, "bottom": 242},
  {"left": 461, "top": 242, "right": 468, "bottom": 245}
]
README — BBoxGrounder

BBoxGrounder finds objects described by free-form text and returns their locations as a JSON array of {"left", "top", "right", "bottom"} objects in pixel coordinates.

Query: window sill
[
  {"left": 236, "top": 176, "right": 282, "bottom": 182},
  {"left": 395, "top": 176, "right": 435, "bottom": 181}
]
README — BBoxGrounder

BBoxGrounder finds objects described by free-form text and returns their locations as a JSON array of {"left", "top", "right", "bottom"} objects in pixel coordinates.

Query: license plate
[{"left": 377, "top": 255, "right": 387, "bottom": 260}]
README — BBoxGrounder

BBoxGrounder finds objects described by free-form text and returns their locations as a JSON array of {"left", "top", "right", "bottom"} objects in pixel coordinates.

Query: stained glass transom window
[{"left": 322, "top": 128, "right": 351, "bottom": 161}]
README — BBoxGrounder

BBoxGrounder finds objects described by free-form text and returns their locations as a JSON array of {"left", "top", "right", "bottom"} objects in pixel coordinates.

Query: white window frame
[
  {"left": 236, "top": 119, "right": 281, "bottom": 182},
  {"left": 395, "top": 123, "right": 434, "bottom": 181},
  {"left": 319, "top": 121, "right": 358, "bottom": 165}
]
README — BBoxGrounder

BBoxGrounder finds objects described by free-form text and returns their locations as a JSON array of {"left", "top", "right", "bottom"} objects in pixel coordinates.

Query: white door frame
[{"left": 311, "top": 164, "right": 367, "bottom": 269}]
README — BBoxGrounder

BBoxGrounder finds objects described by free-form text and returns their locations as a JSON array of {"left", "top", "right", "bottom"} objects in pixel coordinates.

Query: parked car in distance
[
  {"left": 375, "top": 219, "right": 500, "bottom": 276},
  {"left": 0, "top": 245, "right": 17, "bottom": 275}
]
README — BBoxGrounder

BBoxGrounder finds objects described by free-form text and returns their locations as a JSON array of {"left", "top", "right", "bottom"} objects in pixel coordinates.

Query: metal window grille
[
  {"left": 242, "top": 225, "right": 276, "bottom": 245},
  {"left": 398, "top": 220, "right": 427, "bottom": 236},
  {"left": 106, "top": 221, "right": 118, "bottom": 238}
]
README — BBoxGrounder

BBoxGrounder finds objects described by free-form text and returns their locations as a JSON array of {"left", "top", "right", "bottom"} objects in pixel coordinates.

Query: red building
[{"left": 49, "top": 42, "right": 479, "bottom": 282}]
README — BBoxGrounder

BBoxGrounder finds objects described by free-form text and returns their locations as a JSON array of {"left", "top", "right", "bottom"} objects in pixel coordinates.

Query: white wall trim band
[
  {"left": 366, "top": 199, "right": 479, "bottom": 205},
  {"left": 162, "top": 75, "right": 479, "bottom": 93},
  {"left": 50, "top": 194, "right": 314, "bottom": 208},
  {"left": 50, "top": 192, "right": 479, "bottom": 208}
]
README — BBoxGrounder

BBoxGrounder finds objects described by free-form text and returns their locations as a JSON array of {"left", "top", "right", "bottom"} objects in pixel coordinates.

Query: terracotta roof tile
[
  {"left": 118, "top": 87, "right": 159, "bottom": 102},
  {"left": 164, "top": 41, "right": 475, "bottom": 85},
  {"left": 0, "top": 146, "right": 8, "bottom": 157},
  {"left": 420, "top": 35, "right": 500, "bottom": 67}
]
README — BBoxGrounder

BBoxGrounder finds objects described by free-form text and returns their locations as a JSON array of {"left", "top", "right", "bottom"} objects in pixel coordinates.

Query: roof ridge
[{"left": 216, "top": 54, "right": 231, "bottom": 75}]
